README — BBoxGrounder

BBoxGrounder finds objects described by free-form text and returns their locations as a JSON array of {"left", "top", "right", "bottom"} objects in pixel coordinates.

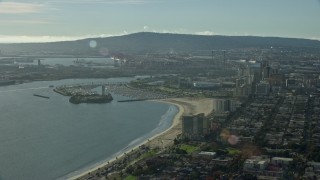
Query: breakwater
[
  {"left": 117, "top": 99, "right": 148, "bottom": 102},
  {"left": 33, "top": 94, "right": 50, "bottom": 99}
]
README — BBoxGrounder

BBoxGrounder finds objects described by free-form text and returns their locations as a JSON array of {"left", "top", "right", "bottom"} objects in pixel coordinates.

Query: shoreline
[
  {"left": 68, "top": 97, "right": 214, "bottom": 180},
  {"left": 68, "top": 99, "right": 184, "bottom": 180}
]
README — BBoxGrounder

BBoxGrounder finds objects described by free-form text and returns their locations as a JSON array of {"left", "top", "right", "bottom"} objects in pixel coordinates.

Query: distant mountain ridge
[{"left": 0, "top": 32, "right": 320, "bottom": 55}]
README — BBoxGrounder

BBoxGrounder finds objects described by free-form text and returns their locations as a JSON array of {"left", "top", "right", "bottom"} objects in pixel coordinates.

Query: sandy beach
[
  {"left": 146, "top": 98, "right": 214, "bottom": 149},
  {"left": 69, "top": 97, "right": 214, "bottom": 180}
]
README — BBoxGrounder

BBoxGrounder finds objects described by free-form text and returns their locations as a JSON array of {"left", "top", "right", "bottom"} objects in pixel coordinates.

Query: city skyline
[{"left": 0, "top": 0, "right": 320, "bottom": 43}]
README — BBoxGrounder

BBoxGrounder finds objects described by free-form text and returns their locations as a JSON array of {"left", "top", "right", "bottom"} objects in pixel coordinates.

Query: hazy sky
[{"left": 0, "top": 0, "right": 320, "bottom": 42}]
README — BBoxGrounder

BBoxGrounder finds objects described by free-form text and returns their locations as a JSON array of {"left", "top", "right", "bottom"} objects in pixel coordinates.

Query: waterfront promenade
[{"left": 70, "top": 97, "right": 214, "bottom": 180}]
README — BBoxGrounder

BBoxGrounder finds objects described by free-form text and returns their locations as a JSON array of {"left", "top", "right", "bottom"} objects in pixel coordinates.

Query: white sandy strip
[{"left": 166, "top": 98, "right": 214, "bottom": 116}]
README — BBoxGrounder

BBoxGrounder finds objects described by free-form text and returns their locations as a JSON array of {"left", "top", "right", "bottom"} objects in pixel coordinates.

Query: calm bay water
[{"left": 0, "top": 78, "right": 177, "bottom": 180}]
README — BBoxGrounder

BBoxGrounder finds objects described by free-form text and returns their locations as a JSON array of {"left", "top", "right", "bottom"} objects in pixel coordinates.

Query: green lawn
[
  {"left": 136, "top": 149, "right": 157, "bottom": 161},
  {"left": 227, "top": 148, "right": 241, "bottom": 155},
  {"left": 179, "top": 144, "right": 200, "bottom": 154},
  {"left": 125, "top": 175, "right": 137, "bottom": 180}
]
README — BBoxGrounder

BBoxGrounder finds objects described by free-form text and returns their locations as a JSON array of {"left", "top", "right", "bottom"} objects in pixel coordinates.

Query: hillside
[{"left": 0, "top": 32, "right": 320, "bottom": 55}]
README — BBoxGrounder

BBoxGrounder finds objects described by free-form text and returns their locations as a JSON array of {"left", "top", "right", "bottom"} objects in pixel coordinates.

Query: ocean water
[{"left": 0, "top": 78, "right": 177, "bottom": 180}]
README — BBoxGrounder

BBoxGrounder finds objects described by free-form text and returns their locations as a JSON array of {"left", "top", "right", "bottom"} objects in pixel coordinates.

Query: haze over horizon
[{"left": 0, "top": 0, "right": 320, "bottom": 43}]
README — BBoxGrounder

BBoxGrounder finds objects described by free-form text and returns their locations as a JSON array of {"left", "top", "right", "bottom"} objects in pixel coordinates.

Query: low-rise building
[
  {"left": 271, "top": 157, "right": 293, "bottom": 166},
  {"left": 243, "top": 156, "right": 270, "bottom": 172}
]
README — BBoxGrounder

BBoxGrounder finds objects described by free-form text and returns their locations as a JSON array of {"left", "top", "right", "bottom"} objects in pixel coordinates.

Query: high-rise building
[
  {"left": 215, "top": 99, "right": 231, "bottom": 113},
  {"left": 256, "top": 81, "right": 270, "bottom": 95},
  {"left": 215, "top": 99, "right": 240, "bottom": 113},
  {"left": 182, "top": 113, "right": 207, "bottom": 137},
  {"left": 260, "top": 60, "right": 268, "bottom": 80}
]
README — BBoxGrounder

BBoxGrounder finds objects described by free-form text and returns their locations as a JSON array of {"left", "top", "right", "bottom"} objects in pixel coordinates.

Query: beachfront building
[
  {"left": 215, "top": 99, "right": 230, "bottom": 113},
  {"left": 214, "top": 98, "right": 241, "bottom": 113},
  {"left": 182, "top": 113, "right": 208, "bottom": 139}
]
